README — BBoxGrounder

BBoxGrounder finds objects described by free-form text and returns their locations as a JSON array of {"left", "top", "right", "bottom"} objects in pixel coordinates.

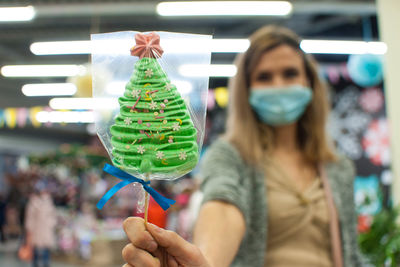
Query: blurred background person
[{"left": 25, "top": 182, "right": 57, "bottom": 267}]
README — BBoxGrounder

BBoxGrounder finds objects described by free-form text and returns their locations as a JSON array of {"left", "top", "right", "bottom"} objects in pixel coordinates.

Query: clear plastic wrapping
[{"left": 92, "top": 31, "right": 211, "bottom": 182}]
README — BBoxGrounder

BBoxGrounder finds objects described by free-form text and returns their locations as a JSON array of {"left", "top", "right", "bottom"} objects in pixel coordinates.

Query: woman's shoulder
[
  {"left": 324, "top": 153, "right": 356, "bottom": 186},
  {"left": 328, "top": 154, "right": 355, "bottom": 173},
  {"left": 205, "top": 137, "right": 236, "bottom": 152},
  {"left": 202, "top": 138, "right": 243, "bottom": 163}
]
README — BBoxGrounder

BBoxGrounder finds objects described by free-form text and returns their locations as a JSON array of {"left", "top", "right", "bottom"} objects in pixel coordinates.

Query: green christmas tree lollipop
[{"left": 110, "top": 32, "right": 199, "bottom": 179}]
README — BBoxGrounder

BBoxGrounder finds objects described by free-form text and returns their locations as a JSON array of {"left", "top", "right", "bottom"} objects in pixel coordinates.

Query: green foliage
[
  {"left": 29, "top": 143, "right": 110, "bottom": 175},
  {"left": 359, "top": 206, "right": 400, "bottom": 266}
]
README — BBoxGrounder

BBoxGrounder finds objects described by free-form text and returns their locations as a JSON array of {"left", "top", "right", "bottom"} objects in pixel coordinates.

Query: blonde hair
[{"left": 225, "top": 25, "right": 337, "bottom": 166}]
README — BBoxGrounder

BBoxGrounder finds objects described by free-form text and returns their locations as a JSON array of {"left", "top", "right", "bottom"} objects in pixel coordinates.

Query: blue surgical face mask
[{"left": 248, "top": 85, "right": 313, "bottom": 126}]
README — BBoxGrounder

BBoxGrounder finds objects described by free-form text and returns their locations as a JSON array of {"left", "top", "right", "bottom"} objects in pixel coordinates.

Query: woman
[
  {"left": 121, "top": 26, "right": 364, "bottom": 267},
  {"left": 25, "top": 184, "right": 56, "bottom": 267}
]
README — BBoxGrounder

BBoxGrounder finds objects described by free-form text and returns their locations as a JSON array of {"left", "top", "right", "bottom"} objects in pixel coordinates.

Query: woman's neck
[{"left": 273, "top": 122, "right": 299, "bottom": 153}]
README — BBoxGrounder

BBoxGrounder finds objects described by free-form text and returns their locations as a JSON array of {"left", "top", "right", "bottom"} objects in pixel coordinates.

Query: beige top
[{"left": 264, "top": 160, "right": 333, "bottom": 267}]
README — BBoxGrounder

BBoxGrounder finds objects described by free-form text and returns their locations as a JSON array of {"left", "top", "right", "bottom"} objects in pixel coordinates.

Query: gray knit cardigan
[{"left": 199, "top": 139, "right": 364, "bottom": 267}]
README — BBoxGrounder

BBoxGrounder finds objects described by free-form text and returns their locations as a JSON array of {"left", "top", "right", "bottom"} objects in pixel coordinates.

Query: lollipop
[
  {"left": 95, "top": 32, "right": 204, "bottom": 221},
  {"left": 110, "top": 33, "right": 199, "bottom": 177}
]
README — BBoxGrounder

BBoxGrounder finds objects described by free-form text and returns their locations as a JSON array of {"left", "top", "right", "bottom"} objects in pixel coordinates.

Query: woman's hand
[{"left": 122, "top": 217, "right": 211, "bottom": 267}]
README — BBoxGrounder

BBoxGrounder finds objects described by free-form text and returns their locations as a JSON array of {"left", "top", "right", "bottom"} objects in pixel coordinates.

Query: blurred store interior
[{"left": 1, "top": 0, "right": 400, "bottom": 266}]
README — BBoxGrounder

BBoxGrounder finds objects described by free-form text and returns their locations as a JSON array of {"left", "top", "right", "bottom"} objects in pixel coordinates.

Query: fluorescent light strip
[
  {"left": 0, "top": 6, "right": 35, "bottom": 22},
  {"left": 49, "top": 97, "right": 119, "bottom": 110},
  {"left": 31, "top": 39, "right": 250, "bottom": 55},
  {"left": 30, "top": 41, "right": 91, "bottom": 55},
  {"left": 210, "top": 39, "right": 250, "bottom": 53},
  {"left": 31, "top": 39, "right": 387, "bottom": 56},
  {"left": 157, "top": 1, "right": 292, "bottom": 16},
  {"left": 174, "top": 80, "right": 193, "bottom": 95},
  {"left": 300, "top": 40, "right": 387, "bottom": 55},
  {"left": 22, "top": 83, "right": 77, "bottom": 96},
  {"left": 179, "top": 64, "right": 237, "bottom": 77},
  {"left": 36, "top": 111, "right": 94, "bottom": 123},
  {"left": 1, "top": 65, "right": 86, "bottom": 77}
]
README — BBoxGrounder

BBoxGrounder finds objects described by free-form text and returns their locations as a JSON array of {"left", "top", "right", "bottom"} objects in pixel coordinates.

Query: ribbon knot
[
  {"left": 96, "top": 164, "right": 175, "bottom": 211},
  {"left": 141, "top": 180, "right": 150, "bottom": 186},
  {"left": 130, "top": 32, "right": 164, "bottom": 59}
]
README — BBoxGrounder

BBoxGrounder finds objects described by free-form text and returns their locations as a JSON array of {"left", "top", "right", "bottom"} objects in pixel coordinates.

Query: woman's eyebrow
[{"left": 283, "top": 67, "right": 299, "bottom": 72}]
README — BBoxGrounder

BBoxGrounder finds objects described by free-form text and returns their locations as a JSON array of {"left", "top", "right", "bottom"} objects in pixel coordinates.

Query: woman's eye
[
  {"left": 256, "top": 72, "right": 271, "bottom": 81},
  {"left": 284, "top": 68, "right": 299, "bottom": 78}
]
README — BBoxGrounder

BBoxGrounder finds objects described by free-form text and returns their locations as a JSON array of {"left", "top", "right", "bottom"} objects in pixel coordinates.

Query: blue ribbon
[{"left": 96, "top": 164, "right": 176, "bottom": 211}]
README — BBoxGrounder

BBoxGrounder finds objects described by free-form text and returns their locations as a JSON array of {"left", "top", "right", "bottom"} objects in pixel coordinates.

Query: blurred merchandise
[
  {"left": 347, "top": 54, "right": 384, "bottom": 88},
  {"left": 0, "top": 138, "right": 203, "bottom": 265},
  {"left": 67, "top": 63, "right": 94, "bottom": 98},
  {"left": 0, "top": 106, "right": 44, "bottom": 129},
  {"left": 354, "top": 175, "right": 382, "bottom": 216}
]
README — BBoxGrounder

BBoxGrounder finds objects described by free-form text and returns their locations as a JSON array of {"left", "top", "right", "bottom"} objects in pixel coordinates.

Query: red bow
[{"left": 130, "top": 32, "right": 164, "bottom": 59}]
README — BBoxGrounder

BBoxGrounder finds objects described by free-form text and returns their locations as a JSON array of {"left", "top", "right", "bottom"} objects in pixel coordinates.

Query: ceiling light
[
  {"left": 32, "top": 40, "right": 135, "bottom": 55},
  {"left": 163, "top": 38, "right": 249, "bottom": 54},
  {"left": 174, "top": 80, "right": 193, "bottom": 95},
  {"left": 157, "top": 1, "right": 292, "bottom": 16},
  {"left": 0, "top": 6, "right": 36, "bottom": 22},
  {"left": 31, "top": 39, "right": 249, "bottom": 55},
  {"left": 49, "top": 97, "right": 119, "bottom": 110},
  {"left": 29, "top": 39, "right": 387, "bottom": 58},
  {"left": 22, "top": 83, "right": 77, "bottom": 96},
  {"left": 300, "top": 40, "right": 387, "bottom": 55},
  {"left": 1, "top": 65, "right": 86, "bottom": 77},
  {"left": 36, "top": 111, "right": 94, "bottom": 123},
  {"left": 179, "top": 64, "right": 237, "bottom": 77},
  {"left": 30, "top": 41, "right": 91, "bottom": 55},
  {"left": 209, "top": 39, "right": 250, "bottom": 53}
]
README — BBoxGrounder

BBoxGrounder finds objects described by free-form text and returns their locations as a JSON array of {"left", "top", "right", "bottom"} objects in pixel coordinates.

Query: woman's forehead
[{"left": 255, "top": 45, "right": 304, "bottom": 70}]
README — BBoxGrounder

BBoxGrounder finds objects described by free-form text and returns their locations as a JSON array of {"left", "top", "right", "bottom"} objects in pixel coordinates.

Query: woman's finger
[
  {"left": 122, "top": 243, "right": 161, "bottom": 267},
  {"left": 123, "top": 217, "right": 158, "bottom": 253},
  {"left": 146, "top": 223, "right": 205, "bottom": 265},
  {"left": 151, "top": 247, "right": 179, "bottom": 267},
  {"left": 167, "top": 253, "right": 179, "bottom": 267}
]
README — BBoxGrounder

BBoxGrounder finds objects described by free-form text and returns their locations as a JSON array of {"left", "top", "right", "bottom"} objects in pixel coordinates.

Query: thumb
[{"left": 147, "top": 223, "right": 204, "bottom": 264}]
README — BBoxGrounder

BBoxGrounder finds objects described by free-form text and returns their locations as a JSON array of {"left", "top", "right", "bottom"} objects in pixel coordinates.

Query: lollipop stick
[
  {"left": 144, "top": 191, "right": 149, "bottom": 224},
  {"left": 142, "top": 174, "right": 168, "bottom": 265},
  {"left": 144, "top": 173, "right": 150, "bottom": 226}
]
